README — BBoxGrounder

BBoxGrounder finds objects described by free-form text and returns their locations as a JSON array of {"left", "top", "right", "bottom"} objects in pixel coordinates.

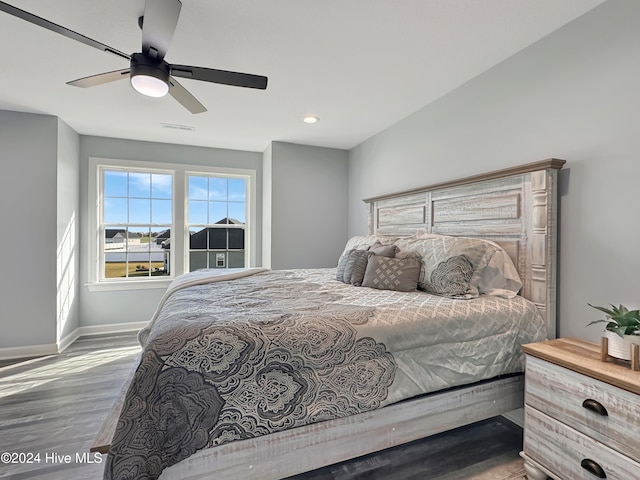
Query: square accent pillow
[
  {"left": 369, "top": 240, "right": 399, "bottom": 258},
  {"left": 362, "top": 255, "right": 421, "bottom": 292}
]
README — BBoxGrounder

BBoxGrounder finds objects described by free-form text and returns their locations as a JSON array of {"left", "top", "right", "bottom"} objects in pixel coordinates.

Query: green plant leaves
[{"left": 587, "top": 303, "right": 640, "bottom": 337}]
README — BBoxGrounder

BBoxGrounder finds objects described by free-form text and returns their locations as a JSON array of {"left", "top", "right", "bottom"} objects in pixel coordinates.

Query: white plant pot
[{"left": 605, "top": 330, "right": 640, "bottom": 361}]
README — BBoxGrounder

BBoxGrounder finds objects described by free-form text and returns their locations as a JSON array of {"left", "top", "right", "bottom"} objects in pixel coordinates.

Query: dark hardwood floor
[{"left": 0, "top": 333, "right": 527, "bottom": 480}]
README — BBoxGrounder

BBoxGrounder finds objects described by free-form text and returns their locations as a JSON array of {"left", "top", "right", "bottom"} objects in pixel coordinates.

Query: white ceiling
[{"left": 0, "top": 0, "right": 606, "bottom": 152}]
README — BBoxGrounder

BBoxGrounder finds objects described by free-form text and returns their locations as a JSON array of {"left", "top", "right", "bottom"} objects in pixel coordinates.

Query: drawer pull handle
[
  {"left": 581, "top": 458, "right": 607, "bottom": 478},
  {"left": 582, "top": 399, "right": 608, "bottom": 416}
]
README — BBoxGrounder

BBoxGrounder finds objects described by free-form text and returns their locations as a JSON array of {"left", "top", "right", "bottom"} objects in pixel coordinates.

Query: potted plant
[{"left": 587, "top": 303, "right": 640, "bottom": 360}]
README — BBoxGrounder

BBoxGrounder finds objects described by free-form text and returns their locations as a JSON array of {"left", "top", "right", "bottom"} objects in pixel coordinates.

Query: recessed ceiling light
[{"left": 303, "top": 115, "right": 319, "bottom": 124}]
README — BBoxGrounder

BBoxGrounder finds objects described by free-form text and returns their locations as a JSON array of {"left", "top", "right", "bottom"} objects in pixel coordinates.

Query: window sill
[{"left": 86, "top": 278, "right": 173, "bottom": 292}]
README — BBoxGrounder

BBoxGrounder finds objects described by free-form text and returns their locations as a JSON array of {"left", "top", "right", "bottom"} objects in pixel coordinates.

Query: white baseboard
[
  {"left": 0, "top": 343, "right": 58, "bottom": 361},
  {"left": 71, "top": 321, "right": 148, "bottom": 340},
  {"left": 57, "top": 328, "right": 81, "bottom": 354},
  {"left": 0, "top": 322, "right": 147, "bottom": 361}
]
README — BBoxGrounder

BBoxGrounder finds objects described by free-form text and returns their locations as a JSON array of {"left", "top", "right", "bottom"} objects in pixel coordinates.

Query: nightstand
[{"left": 520, "top": 338, "right": 640, "bottom": 480}]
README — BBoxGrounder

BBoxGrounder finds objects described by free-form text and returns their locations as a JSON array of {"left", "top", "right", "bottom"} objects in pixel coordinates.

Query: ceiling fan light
[
  {"left": 129, "top": 52, "right": 170, "bottom": 98},
  {"left": 131, "top": 74, "right": 169, "bottom": 97}
]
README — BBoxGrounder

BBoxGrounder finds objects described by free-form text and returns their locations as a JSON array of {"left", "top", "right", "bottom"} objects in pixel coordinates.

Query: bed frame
[{"left": 93, "top": 158, "right": 565, "bottom": 480}]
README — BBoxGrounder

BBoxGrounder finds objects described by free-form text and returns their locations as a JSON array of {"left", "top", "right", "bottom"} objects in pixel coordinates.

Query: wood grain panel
[
  {"left": 524, "top": 407, "right": 640, "bottom": 480},
  {"left": 523, "top": 338, "right": 640, "bottom": 396},
  {"left": 373, "top": 192, "right": 428, "bottom": 236},
  {"left": 378, "top": 204, "right": 425, "bottom": 226},
  {"left": 364, "top": 159, "right": 565, "bottom": 203},
  {"left": 433, "top": 192, "right": 520, "bottom": 224},
  {"left": 432, "top": 221, "right": 523, "bottom": 237},
  {"left": 293, "top": 417, "right": 525, "bottom": 479},
  {"left": 526, "top": 356, "right": 640, "bottom": 461}
]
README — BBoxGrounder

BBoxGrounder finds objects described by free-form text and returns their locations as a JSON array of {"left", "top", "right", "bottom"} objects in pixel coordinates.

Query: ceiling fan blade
[
  {"left": 0, "top": 1, "right": 130, "bottom": 61},
  {"left": 168, "top": 77, "right": 207, "bottom": 114},
  {"left": 141, "top": 0, "right": 182, "bottom": 61},
  {"left": 170, "top": 64, "right": 268, "bottom": 90},
  {"left": 67, "top": 69, "right": 131, "bottom": 88}
]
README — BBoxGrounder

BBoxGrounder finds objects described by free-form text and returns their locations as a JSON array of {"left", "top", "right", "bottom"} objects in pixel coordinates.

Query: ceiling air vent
[{"left": 160, "top": 123, "right": 195, "bottom": 132}]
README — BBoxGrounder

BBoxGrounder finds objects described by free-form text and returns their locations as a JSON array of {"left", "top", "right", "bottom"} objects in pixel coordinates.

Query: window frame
[
  {"left": 186, "top": 173, "right": 248, "bottom": 271},
  {"left": 87, "top": 157, "right": 256, "bottom": 291}
]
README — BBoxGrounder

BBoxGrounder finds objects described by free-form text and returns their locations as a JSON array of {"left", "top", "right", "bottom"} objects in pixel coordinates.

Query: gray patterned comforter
[{"left": 104, "top": 268, "right": 546, "bottom": 480}]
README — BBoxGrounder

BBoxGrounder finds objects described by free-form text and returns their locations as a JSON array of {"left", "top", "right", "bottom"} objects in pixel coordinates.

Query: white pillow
[
  {"left": 477, "top": 247, "right": 522, "bottom": 298},
  {"left": 396, "top": 233, "right": 522, "bottom": 298}
]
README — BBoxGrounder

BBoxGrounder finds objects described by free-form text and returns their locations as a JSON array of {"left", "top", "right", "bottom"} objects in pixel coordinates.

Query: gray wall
[
  {"left": 266, "top": 142, "right": 349, "bottom": 269},
  {"left": 0, "top": 110, "right": 60, "bottom": 349},
  {"left": 56, "top": 119, "right": 81, "bottom": 343},
  {"left": 78, "top": 135, "right": 263, "bottom": 328},
  {"left": 348, "top": 0, "right": 640, "bottom": 342},
  {"left": 262, "top": 143, "right": 273, "bottom": 267},
  {"left": 0, "top": 118, "right": 349, "bottom": 351}
]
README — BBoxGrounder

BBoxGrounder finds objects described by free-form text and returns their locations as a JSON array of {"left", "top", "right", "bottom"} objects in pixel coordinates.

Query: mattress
[{"left": 104, "top": 268, "right": 546, "bottom": 480}]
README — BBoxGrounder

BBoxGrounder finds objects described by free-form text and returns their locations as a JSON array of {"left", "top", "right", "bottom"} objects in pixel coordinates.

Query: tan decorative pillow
[
  {"left": 369, "top": 240, "right": 399, "bottom": 258},
  {"left": 362, "top": 255, "right": 421, "bottom": 292}
]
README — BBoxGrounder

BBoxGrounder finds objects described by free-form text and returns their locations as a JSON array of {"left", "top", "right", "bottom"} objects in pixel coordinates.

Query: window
[
  {"left": 89, "top": 158, "right": 255, "bottom": 289},
  {"left": 102, "top": 169, "right": 173, "bottom": 279},
  {"left": 187, "top": 175, "right": 246, "bottom": 271}
]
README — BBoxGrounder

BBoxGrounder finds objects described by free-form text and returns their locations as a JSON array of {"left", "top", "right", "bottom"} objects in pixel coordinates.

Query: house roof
[
  {"left": 105, "top": 229, "right": 139, "bottom": 240},
  {"left": 215, "top": 218, "right": 243, "bottom": 225},
  {"left": 156, "top": 229, "right": 171, "bottom": 239},
  {"left": 105, "top": 229, "right": 126, "bottom": 239}
]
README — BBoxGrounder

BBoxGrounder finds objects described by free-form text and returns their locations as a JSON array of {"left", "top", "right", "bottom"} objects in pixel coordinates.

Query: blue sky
[{"left": 104, "top": 171, "right": 246, "bottom": 234}]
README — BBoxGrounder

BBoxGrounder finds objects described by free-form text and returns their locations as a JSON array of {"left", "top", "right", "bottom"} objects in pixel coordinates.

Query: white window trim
[{"left": 87, "top": 157, "right": 257, "bottom": 292}]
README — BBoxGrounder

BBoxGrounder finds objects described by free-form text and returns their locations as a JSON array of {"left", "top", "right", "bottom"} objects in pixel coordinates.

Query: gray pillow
[
  {"left": 336, "top": 249, "right": 352, "bottom": 281},
  {"left": 369, "top": 240, "right": 399, "bottom": 258},
  {"left": 340, "top": 249, "right": 371, "bottom": 286},
  {"left": 362, "top": 255, "right": 421, "bottom": 292}
]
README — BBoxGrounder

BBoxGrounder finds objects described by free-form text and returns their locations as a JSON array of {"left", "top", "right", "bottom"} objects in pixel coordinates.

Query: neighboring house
[
  {"left": 155, "top": 229, "right": 171, "bottom": 245},
  {"left": 188, "top": 218, "right": 245, "bottom": 251},
  {"left": 105, "top": 229, "right": 126, "bottom": 245},
  {"left": 104, "top": 229, "right": 141, "bottom": 248},
  {"left": 161, "top": 219, "right": 245, "bottom": 272}
]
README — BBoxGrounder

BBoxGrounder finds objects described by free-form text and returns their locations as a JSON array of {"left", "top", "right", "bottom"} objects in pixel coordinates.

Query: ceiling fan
[{"left": 0, "top": 0, "right": 268, "bottom": 114}]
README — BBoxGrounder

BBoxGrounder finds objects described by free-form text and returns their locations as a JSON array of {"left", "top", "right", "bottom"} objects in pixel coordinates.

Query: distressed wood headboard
[{"left": 363, "top": 158, "right": 565, "bottom": 340}]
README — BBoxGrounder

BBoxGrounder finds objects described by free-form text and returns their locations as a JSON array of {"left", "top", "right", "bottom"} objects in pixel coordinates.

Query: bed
[{"left": 94, "top": 158, "right": 565, "bottom": 480}]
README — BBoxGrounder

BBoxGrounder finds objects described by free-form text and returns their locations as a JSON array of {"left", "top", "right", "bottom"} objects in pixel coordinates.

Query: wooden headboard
[{"left": 363, "top": 159, "right": 565, "bottom": 340}]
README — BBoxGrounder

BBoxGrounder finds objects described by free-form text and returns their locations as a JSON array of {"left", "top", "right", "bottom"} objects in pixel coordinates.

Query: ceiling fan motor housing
[{"left": 130, "top": 52, "right": 170, "bottom": 83}]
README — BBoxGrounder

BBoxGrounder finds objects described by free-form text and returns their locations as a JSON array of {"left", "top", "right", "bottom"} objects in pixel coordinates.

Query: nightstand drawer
[
  {"left": 524, "top": 407, "right": 640, "bottom": 480},
  {"left": 526, "top": 355, "right": 640, "bottom": 462}
]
